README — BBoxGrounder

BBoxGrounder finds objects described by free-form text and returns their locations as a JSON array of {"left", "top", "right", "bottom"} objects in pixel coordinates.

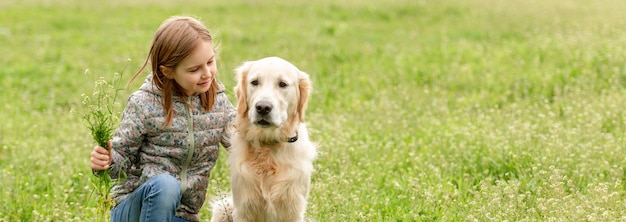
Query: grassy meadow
[{"left": 2, "top": 0, "right": 626, "bottom": 221}]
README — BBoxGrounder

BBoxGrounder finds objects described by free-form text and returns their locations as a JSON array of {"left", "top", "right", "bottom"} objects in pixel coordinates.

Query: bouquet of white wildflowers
[{"left": 80, "top": 65, "right": 126, "bottom": 221}]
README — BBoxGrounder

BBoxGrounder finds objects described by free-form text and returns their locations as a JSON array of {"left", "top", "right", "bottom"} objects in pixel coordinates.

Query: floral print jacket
[{"left": 107, "top": 76, "right": 235, "bottom": 221}]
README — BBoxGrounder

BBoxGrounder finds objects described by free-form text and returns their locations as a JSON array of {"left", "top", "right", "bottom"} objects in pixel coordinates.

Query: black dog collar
[{"left": 287, "top": 131, "right": 298, "bottom": 143}]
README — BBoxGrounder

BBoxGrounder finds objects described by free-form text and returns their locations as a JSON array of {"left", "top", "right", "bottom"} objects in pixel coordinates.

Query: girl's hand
[{"left": 90, "top": 141, "right": 112, "bottom": 171}]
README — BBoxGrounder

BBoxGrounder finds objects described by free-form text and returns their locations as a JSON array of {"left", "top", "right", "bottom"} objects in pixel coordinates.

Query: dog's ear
[
  {"left": 235, "top": 61, "right": 253, "bottom": 117},
  {"left": 297, "top": 71, "right": 311, "bottom": 122}
]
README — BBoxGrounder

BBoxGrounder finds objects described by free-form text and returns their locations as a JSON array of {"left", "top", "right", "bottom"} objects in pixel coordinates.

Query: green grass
[{"left": 2, "top": 0, "right": 626, "bottom": 221}]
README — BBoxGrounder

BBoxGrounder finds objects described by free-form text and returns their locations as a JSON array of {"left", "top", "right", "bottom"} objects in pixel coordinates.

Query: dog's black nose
[{"left": 255, "top": 101, "right": 273, "bottom": 115}]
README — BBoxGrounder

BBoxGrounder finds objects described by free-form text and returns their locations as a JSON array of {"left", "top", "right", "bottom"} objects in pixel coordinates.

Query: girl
[{"left": 89, "top": 16, "right": 235, "bottom": 222}]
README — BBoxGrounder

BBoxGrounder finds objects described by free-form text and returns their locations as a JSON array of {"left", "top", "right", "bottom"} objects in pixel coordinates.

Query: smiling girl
[{"left": 89, "top": 16, "right": 235, "bottom": 222}]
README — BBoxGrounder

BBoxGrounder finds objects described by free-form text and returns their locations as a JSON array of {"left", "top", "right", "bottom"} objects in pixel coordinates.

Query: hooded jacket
[{"left": 107, "top": 75, "right": 235, "bottom": 221}]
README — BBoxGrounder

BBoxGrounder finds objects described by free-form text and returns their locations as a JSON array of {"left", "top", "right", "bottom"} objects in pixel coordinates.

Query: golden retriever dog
[{"left": 211, "top": 57, "right": 317, "bottom": 222}]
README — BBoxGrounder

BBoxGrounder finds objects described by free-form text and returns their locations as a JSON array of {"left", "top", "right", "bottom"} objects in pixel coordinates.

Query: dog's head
[{"left": 234, "top": 57, "right": 311, "bottom": 131}]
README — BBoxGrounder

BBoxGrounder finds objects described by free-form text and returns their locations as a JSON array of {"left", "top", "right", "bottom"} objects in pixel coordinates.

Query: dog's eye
[
  {"left": 251, "top": 80, "right": 258, "bottom": 86},
  {"left": 279, "top": 82, "right": 288, "bottom": 88}
]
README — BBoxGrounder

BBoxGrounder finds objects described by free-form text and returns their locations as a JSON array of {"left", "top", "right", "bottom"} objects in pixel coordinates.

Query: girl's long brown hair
[{"left": 129, "top": 16, "right": 218, "bottom": 127}]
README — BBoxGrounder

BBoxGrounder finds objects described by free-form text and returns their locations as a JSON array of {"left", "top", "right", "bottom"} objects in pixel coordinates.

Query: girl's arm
[
  {"left": 108, "top": 95, "right": 146, "bottom": 179},
  {"left": 218, "top": 90, "right": 236, "bottom": 151}
]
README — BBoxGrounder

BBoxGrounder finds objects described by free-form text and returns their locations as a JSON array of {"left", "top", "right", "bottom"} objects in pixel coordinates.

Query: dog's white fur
[{"left": 211, "top": 57, "right": 317, "bottom": 222}]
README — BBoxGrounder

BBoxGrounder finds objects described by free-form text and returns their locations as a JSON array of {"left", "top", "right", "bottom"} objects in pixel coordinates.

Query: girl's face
[{"left": 162, "top": 40, "right": 216, "bottom": 96}]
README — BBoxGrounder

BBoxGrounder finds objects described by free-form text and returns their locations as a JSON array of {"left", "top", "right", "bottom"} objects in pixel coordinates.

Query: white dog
[{"left": 211, "top": 57, "right": 317, "bottom": 222}]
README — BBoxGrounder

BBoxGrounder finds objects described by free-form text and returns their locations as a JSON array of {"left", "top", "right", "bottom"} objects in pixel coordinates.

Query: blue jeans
[{"left": 110, "top": 174, "right": 187, "bottom": 222}]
